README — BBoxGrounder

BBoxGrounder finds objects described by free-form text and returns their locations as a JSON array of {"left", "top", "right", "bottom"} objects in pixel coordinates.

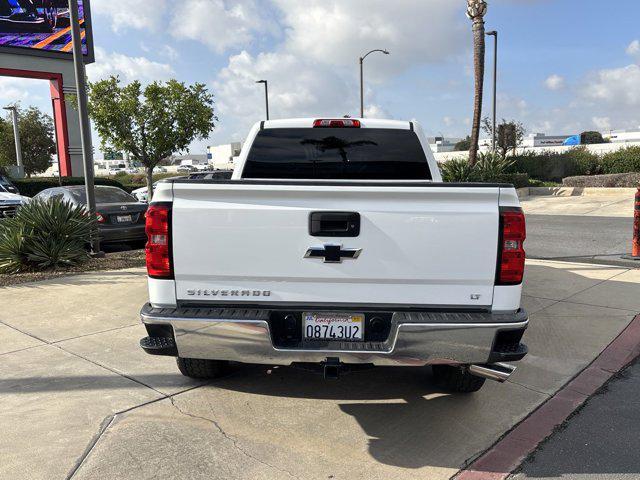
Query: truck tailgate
[{"left": 171, "top": 182, "right": 501, "bottom": 308}]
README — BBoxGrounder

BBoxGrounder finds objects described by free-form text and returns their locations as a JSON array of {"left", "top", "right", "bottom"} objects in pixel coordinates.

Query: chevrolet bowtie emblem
[{"left": 304, "top": 244, "right": 362, "bottom": 263}]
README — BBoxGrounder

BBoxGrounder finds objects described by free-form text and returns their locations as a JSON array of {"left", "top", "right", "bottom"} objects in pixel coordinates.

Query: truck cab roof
[{"left": 259, "top": 118, "right": 412, "bottom": 130}]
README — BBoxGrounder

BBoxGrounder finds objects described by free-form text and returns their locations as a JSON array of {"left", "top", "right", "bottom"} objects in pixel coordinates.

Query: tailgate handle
[{"left": 309, "top": 212, "right": 360, "bottom": 237}]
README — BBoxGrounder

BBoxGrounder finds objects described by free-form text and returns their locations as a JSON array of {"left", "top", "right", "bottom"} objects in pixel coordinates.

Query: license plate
[
  {"left": 303, "top": 312, "right": 364, "bottom": 341},
  {"left": 116, "top": 215, "right": 132, "bottom": 223}
]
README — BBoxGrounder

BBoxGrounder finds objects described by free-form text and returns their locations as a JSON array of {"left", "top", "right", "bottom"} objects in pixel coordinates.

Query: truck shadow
[{"left": 212, "top": 363, "right": 506, "bottom": 470}]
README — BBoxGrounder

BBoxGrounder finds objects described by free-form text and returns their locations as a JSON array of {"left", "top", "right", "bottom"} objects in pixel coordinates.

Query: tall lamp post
[
  {"left": 255, "top": 80, "right": 269, "bottom": 120},
  {"left": 486, "top": 30, "right": 498, "bottom": 153},
  {"left": 68, "top": 0, "right": 102, "bottom": 255},
  {"left": 359, "top": 49, "right": 389, "bottom": 118},
  {"left": 2, "top": 106, "right": 24, "bottom": 175}
]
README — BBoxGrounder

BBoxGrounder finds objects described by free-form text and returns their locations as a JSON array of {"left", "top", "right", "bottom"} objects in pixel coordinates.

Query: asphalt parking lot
[
  {"left": 522, "top": 192, "right": 636, "bottom": 264},
  {"left": 1, "top": 259, "right": 639, "bottom": 480},
  {"left": 511, "top": 360, "right": 640, "bottom": 480}
]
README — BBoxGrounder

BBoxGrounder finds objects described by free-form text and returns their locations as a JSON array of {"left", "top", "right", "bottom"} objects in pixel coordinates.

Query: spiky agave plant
[
  {"left": 439, "top": 159, "right": 476, "bottom": 182},
  {"left": 440, "top": 153, "right": 516, "bottom": 184},
  {"left": 0, "top": 199, "right": 97, "bottom": 273},
  {"left": 474, "top": 152, "right": 516, "bottom": 182}
]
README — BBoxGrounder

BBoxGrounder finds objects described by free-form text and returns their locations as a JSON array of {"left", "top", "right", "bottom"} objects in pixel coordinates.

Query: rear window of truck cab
[{"left": 243, "top": 128, "right": 432, "bottom": 180}]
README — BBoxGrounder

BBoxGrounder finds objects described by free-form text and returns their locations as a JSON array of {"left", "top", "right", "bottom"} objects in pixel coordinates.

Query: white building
[
  {"left": 207, "top": 142, "right": 243, "bottom": 170},
  {"left": 603, "top": 129, "right": 640, "bottom": 144},
  {"left": 522, "top": 133, "right": 573, "bottom": 148},
  {"left": 169, "top": 154, "right": 209, "bottom": 166},
  {"left": 427, "top": 136, "right": 463, "bottom": 153}
]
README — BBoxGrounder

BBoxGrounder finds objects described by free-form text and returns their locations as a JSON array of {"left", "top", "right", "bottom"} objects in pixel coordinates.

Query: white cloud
[
  {"left": 443, "top": 116, "right": 454, "bottom": 127},
  {"left": 91, "top": 0, "right": 167, "bottom": 32},
  {"left": 213, "top": 50, "right": 357, "bottom": 138},
  {"left": 626, "top": 39, "right": 640, "bottom": 56},
  {"left": 582, "top": 64, "right": 640, "bottom": 106},
  {"left": 169, "top": 0, "right": 277, "bottom": 54},
  {"left": 364, "top": 104, "right": 391, "bottom": 119},
  {"left": 592, "top": 116, "right": 612, "bottom": 131},
  {"left": 87, "top": 48, "right": 175, "bottom": 82},
  {"left": 272, "top": 0, "right": 466, "bottom": 77},
  {"left": 497, "top": 93, "right": 528, "bottom": 113},
  {"left": 544, "top": 74, "right": 565, "bottom": 91},
  {"left": 0, "top": 78, "right": 39, "bottom": 102},
  {"left": 160, "top": 45, "right": 179, "bottom": 61},
  {"left": 139, "top": 43, "right": 176, "bottom": 60}
]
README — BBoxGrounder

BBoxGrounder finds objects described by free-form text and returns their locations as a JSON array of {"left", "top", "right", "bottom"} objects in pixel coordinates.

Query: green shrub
[
  {"left": 495, "top": 172, "right": 530, "bottom": 189},
  {"left": 509, "top": 147, "right": 600, "bottom": 182},
  {"left": 528, "top": 179, "right": 562, "bottom": 187},
  {"left": 440, "top": 158, "right": 475, "bottom": 182},
  {"left": 12, "top": 177, "right": 126, "bottom": 197},
  {"left": 473, "top": 153, "right": 516, "bottom": 182},
  {"left": 440, "top": 153, "right": 528, "bottom": 187},
  {"left": 600, "top": 146, "right": 640, "bottom": 174},
  {"left": 0, "top": 199, "right": 96, "bottom": 273}
]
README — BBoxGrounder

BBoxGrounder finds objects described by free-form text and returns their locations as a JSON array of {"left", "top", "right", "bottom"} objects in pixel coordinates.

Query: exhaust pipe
[{"left": 468, "top": 363, "right": 516, "bottom": 383}]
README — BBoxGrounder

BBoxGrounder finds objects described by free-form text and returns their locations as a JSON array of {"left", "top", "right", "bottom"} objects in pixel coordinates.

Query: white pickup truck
[{"left": 140, "top": 118, "right": 528, "bottom": 393}]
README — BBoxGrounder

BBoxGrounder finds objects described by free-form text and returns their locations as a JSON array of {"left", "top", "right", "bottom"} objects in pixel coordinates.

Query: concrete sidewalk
[{"left": 1, "top": 261, "right": 639, "bottom": 480}]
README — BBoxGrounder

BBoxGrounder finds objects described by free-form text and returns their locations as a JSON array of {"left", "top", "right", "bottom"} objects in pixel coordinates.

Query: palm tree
[{"left": 467, "top": 0, "right": 488, "bottom": 166}]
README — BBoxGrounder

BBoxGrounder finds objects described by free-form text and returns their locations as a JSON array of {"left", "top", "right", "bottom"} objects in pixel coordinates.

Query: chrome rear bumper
[{"left": 140, "top": 304, "right": 528, "bottom": 366}]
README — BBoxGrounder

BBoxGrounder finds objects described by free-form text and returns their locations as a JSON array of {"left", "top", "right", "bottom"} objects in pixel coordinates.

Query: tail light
[
  {"left": 145, "top": 203, "right": 173, "bottom": 279},
  {"left": 313, "top": 119, "right": 361, "bottom": 128},
  {"left": 496, "top": 207, "right": 526, "bottom": 285}
]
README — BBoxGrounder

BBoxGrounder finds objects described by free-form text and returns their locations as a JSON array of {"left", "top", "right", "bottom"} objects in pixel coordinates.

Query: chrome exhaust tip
[{"left": 468, "top": 363, "right": 516, "bottom": 383}]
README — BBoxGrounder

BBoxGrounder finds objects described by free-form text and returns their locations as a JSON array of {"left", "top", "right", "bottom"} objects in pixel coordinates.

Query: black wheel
[
  {"left": 432, "top": 365, "right": 486, "bottom": 393},
  {"left": 176, "top": 357, "right": 228, "bottom": 379}
]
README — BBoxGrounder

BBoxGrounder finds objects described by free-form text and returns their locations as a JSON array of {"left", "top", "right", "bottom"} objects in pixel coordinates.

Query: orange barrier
[{"left": 633, "top": 187, "right": 640, "bottom": 258}]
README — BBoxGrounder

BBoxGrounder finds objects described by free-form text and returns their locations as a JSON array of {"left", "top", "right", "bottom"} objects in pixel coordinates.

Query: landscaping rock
[{"left": 563, "top": 173, "right": 640, "bottom": 188}]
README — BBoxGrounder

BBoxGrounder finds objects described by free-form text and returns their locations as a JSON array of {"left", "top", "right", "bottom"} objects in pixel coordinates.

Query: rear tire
[
  {"left": 176, "top": 357, "right": 228, "bottom": 379},
  {"left": 432, "top": 365, "right": 486, "bottom": 393}
]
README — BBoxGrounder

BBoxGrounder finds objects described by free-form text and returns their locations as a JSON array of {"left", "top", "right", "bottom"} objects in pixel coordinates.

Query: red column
[
  {"left": 49, "top": 76, "right": 72, "bottom": 176},
  {"left": 0, "top": 68, "right": 73, "bottom": 177}
]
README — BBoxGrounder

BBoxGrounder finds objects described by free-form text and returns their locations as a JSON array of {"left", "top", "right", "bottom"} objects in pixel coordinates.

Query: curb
[
  {"left": 517, "top": 187, "right": 637, "bottom": 199},
  {"left": 454, "top": 314, "right": 640, "bottom": 480}
]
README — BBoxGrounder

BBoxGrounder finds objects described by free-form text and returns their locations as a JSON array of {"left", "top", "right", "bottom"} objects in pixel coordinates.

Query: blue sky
[{"left": 2, "top": 0, "right": 639, "bottom": 155}]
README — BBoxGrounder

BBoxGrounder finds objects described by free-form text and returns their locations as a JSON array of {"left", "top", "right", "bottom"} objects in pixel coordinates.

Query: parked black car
[{"left": 33, "top": 185, "right": 148, "bottom": 246}]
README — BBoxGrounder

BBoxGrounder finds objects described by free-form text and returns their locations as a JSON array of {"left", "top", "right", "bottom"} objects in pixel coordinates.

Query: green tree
[
  {"left": 580, "top": 131, "right": 607, "bottom": 145},
  {"left": 482, "top": 117, "right": 526, "bottom": 159},
  {"left": 88, "top": 77, "right": 216, "bottom": 192},
  {"left": 0, "top": 105, "right": 56, "bottom": 177},
  {"left": 454, "top": 136, "right": 471, "bottom": 151}
]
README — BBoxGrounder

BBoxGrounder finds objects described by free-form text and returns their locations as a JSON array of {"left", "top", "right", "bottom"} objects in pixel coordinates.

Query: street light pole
[
  {"left": 3, "top": 106, "right": 23, "bottom": 172},
  {"left": 255, "top": 80, "right": 269, "bottom": 120},
  {"left": 359, "top": 49, "right": 389, "bottom": 118},
  {"left": 486, "top": 30, "right": 498, "bottom": 153},
  {"left": 68, "top": 0, "right": 101, "bottom": 255}
]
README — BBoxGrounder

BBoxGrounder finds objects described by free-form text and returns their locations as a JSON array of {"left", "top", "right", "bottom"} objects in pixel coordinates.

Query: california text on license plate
[
  {"left": 117, "top": 215, "right": 132, "bottom": 223},
  {"left": 303, "top": 312, "right": 364, "bottom": 341}
]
